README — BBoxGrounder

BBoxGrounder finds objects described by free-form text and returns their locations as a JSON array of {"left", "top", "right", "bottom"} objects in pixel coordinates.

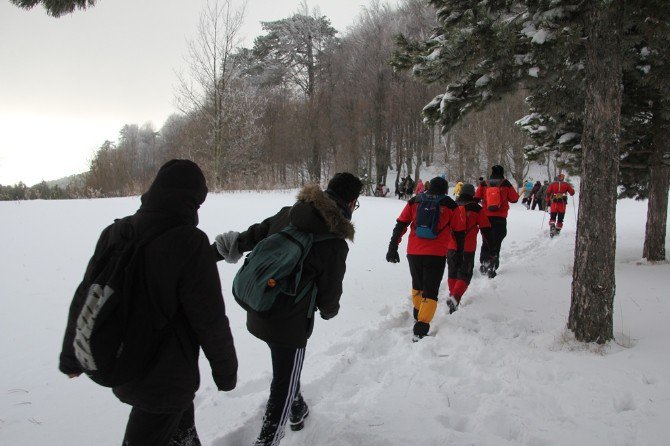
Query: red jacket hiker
[
  {"left": 446, "top": 184, "right": 492, "bottom": 313},
  {"left": 546, "top": 174, "right": 575, "bottom": 231},
  {"left": 386, "top": 177, "right": 456, "bottom": 339},
  {"left": 447, "top": 201, "right": 491, "bottom": 252},
  {"left": 472, "top": 165, "right": 519, "bottom": 277}
]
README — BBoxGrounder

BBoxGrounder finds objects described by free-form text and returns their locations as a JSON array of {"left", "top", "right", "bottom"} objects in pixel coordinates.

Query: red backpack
[{"left": 485, "top": 185, "right": 502, "bottom": 212}]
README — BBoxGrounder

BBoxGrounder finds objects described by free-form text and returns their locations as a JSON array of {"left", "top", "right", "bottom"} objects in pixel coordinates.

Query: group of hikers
[{"left": 58, "top": 159, "right": 575, "bottom": 446}]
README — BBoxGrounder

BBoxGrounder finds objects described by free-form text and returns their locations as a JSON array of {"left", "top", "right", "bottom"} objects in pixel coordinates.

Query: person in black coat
[
  {"left": 213, "top": 173, "right": 361, "bottom": 446},
  {"left": 59, "top": 159, "right": 238, "bottom": 446}
]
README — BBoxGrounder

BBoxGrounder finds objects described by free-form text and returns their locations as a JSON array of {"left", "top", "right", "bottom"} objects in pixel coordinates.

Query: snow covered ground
[{"left": 1, "top": 189, "right": 669, "bottom": 445}]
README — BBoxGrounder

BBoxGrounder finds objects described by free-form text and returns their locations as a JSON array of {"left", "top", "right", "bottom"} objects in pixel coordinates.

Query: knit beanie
[
  {"left": 491, "top": 165, "right": 504, "bottom": 179},
  {"left": 326, "top": 172, "right": 363, "bottom": 203},
  {"left": 428, "top": 176, "right": 448, "bottom": 195},
  {"left": 459, "top": 183, "right": 476, "bottom": 199}
]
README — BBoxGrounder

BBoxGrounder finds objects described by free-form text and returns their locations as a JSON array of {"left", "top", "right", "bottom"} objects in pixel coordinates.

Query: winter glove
[
  {"left": 386, "top": 243, "right": 400, "bottom": 263},
  {"left": 213, "top": 372, "right": 237, "bottom": 392},
  {"left": 214, "top": 231, "right": 243, "bottom": 264},
  {"left": 320, "top": 310, "right": 337, "bottom": 320}
]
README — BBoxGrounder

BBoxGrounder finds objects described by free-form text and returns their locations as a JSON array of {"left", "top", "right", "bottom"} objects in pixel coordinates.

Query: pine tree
[{"left": 10, "top": 0, "right": 95, "bottom": 17}]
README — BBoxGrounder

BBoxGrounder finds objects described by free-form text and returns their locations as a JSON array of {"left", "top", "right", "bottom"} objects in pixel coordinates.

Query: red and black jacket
[
  {"left": 390, "top": 194, "right": 457, "bottom": 256},
  {"left": 448, "top": 201, "right": 492, "bottom": 253},
  {"left": 545, "top": 181, "right": 575, "bottom": 203}
]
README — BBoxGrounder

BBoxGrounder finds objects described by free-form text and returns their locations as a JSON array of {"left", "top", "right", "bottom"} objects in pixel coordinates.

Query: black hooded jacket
[
  {"left": 59, "top": 160, "right": 238, "bottom": 413},
  {"left": 234, "top": 184, "right": 355, "bottom": 348}
]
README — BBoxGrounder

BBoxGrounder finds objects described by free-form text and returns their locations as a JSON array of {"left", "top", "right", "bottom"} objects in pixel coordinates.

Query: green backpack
[{"left": 232, "top": 225, "right": 338, "bottom": 317}]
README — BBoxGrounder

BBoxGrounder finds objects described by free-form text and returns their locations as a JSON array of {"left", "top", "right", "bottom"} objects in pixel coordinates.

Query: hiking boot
[
  {"left": 479, "top": 263, "right": 489, "bottom": 275},
  {"left": 253, "top": 419, "right": 280, "bottom": 446},
  {"left": 446, "top": 295, "right": 459, "bottom": 314},
  {"left": 289, "top": 393, "right": 309, "bottom": 431},
  {"left": 413, "top": 321, "right": 429, "bottom": 339},
  {"left": 487, "top": 264, "right": 497, "bottom": 279}
]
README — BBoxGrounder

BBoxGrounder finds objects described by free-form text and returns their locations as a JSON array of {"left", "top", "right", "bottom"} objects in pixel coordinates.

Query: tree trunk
[
  {"left": 568, "top": 2, "right": 623, "bottom": 344},
  {"left": 643, "top": 128, "right": 670, "bottom": 261}
]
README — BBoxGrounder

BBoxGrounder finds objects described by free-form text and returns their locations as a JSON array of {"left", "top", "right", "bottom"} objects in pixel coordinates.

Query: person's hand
[
  {"left": 386, "top": 243, "right": 400, "bottom": 263},
  {"left": 213, "top": 373, "right": 237, "bottom": 392},
  {"left": 215, "top": 231, "right": 243, "bottom": 264}
]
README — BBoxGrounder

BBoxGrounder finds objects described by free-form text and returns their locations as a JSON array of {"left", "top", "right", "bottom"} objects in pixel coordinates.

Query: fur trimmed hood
[{"left": 292, "top": 184, "right": 355, "bottom": 241}]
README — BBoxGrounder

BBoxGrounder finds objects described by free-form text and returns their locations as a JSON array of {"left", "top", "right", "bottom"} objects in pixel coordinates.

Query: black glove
[
  {"left": 213, "top": 372, "right": 237, "bottom": 392},
  {"left": 386, "top": 243, "right": 400, "bottom": 263},
  {"left": 320, "top": 311, "right": 336, "bottom": 320}
]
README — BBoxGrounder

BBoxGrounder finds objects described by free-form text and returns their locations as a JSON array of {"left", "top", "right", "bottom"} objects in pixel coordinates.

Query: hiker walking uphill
[
  {"left": 59, "top": 160, "right": 238, "bottom": 446},
  {"left": 212, "top": 173, "right": 362, "bottom": 446},
  {"left": 474, "top": 165, "right": 520, "bottom": 278},
  {"left": 522, "top": 179, "right": 534, "bottom": 209},
  {"left": 546, "top": 173, "right": 575, "bottom": 237},
  {"left": 385, "top": 177, "right": 457, "bottom": 340},
  {"left": 446, "top": 183, "right": 492, "bottom": 313},
  {"left": 530, "top": 180, "right": 543, "bottom": 210}
]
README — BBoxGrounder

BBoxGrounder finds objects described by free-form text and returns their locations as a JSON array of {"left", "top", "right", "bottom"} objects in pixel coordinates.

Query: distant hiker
[
  {"left": 540, "top": 180, "right": 550, "bottom": 211},
  {"left": 213, "top": 173, "right": 362, "bottom": 446},
  {"left": 530, "top": 180, "right": 542, "bottom": 210},
  {"left": 474, "top": 165, "right": 520, "bottom": 278},
  {"left": 522, "top": 179, "right": 534, "bottom": 209},
  {"left": 478, "top": 176, "right": 486, "bottom": 187},
  {"left": 415, "top": 178, "right": 425, "bottom": 195},
  {"left": 396, "top": 177, "right": 406, "bottom": 199},
  {"left": 405, "top": 175, "right": 415, "bottom": 197},
  {"left": 59, "top": 159, "right": 238, "bottom": 446},
  {"left": 546, "top": 173, "right": 575, "bottom": 237},
  {"left": 386, "top": 177, "right": 457, "bottom": 340},
  {"left": 375, "top": 183, "right": 389, "bottom": 197},
  {"left": 447, "top": 183, "right": 492, "bottom": 313},
  {"left": 453, "top": 181, "right": 463, "bottom": 198}
]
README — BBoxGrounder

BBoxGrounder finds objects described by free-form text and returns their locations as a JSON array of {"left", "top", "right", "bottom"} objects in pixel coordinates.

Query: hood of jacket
[
  {"left": 136, "top": 159, "right": 208, "bottom": 231},
  {"left": 291, "top": 184, "right": 355, "bottom": 241}
]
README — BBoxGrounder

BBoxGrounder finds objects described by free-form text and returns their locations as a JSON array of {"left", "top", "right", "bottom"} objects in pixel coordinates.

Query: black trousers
[
  {"left": 447, "top": 250, "right": 476, "bottom": 283},
  {"left": 255, "top": 343, "right": 306, "bottom": 446},
  {"left": 479, "top": 216, "right": 508, "bottom": 268},
  {"left": 550, "top": 211, "right": 565, "bottom": 225},
  {"left": 122, "top": 403, "right": 200, "bottom": 446},
  {"left": 407, "top": 254, "right": 447, "bottom": 300}
]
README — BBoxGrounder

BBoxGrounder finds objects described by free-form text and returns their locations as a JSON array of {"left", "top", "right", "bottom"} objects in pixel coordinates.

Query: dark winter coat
[
  {"left": 531, "top": 181, "right": 542, "bottom": 197},
  {"left": 234, "top": 184, "right": 354, "bottom": 348},
  {"left": 59, "top": 163, "right": 238, "bottom": 414}
]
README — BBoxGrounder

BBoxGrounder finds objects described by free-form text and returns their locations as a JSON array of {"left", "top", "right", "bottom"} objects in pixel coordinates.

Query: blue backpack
[
  {"left": 232, "top": 225, "right": 337, "bottom": 317},
  {"left": 414, "top": 193, "right": 447, "bottom": 239}
]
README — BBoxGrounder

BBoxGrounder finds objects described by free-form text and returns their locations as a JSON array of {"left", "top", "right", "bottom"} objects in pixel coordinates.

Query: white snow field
[{"left": 1, "top": 190, "right": 669, "bottom": 445}]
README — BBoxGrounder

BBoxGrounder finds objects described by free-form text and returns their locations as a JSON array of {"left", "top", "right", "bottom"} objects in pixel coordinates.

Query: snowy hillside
[{"left": 1, "top": 191, "right": 669, "bottom": 445}]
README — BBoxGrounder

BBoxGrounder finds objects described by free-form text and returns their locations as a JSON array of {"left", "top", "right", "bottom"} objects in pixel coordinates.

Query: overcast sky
[{"left": 0, "top": 0, "right": 400, "bottom": 186}]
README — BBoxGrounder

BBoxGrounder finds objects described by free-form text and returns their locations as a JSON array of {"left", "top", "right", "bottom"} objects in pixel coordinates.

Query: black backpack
[{"left": 72, "top": 217, "right": 174, "bottom": 387}]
